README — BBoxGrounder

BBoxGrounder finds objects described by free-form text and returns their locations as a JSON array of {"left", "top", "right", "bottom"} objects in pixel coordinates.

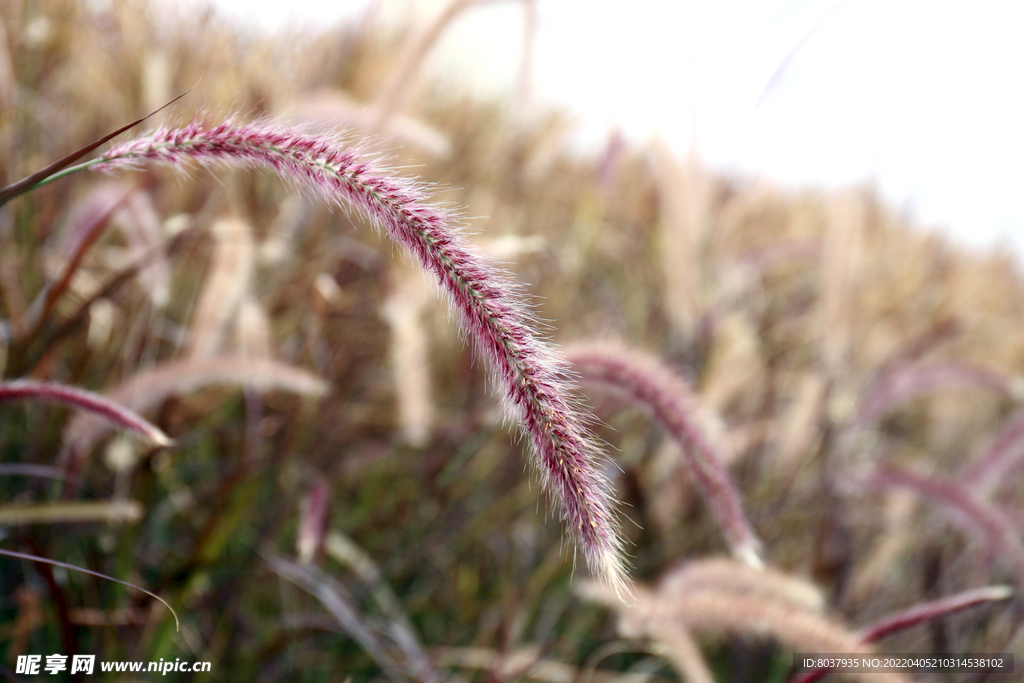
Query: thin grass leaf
[
  {"left": 0, "top": 548, "right": 178, "bottom": 631},
  {"left": 324, "top": 531, "right": 435, "bottom": 680},
  {"left": 264, "top": 553, "right": 413, "bottom": 682},
  {"left": 14, "top": 182, "right": 137, "bottom": 342},
  {"left": 0, "top": 89, "right": 190, "bottom": 207},
  {"left": 0, "top": 463, "right": 78, "bottom": 484}
]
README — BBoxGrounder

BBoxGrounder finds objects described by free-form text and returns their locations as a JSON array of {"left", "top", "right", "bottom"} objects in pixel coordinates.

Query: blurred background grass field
[{"left": 2, "top": 0, "right": 1024, "bottom": 680}]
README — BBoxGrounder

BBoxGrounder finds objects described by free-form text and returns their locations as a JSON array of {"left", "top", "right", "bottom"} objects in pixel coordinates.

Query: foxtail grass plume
[
  {"left": 0, "top": 380, "right": 170, "bottom": 448},
  {"left": 962, "top": 406, "right": 1024, "bottom": 495},
  {"left": 853, "top": 464, "right": 1024, "bottom": 587},
  {"left": 649, "top": 139, "right": 712, "bottom": 341},
  {"left": 819, "top": 188, "right": 864, "bottom": 376},
  {"left": 660, "top": 557, "right": 824, "bottom": 612},
  {"left": 185, "top": 216, "right": 254, "bottom": 358},
  {"left": 83, "top": 118, "right": 628, "bottom": 593},
  {"left": 845, "top": 361, "right": 1012, "bottom": 438},
  {"left": 859, "top": 584, "right": 1012, "bottom": 642},
  {"left": 581, "top": 579, "right": 909, "bottom": 683},
  {"left": 566, "top": 343, "right": 761, "bottom": 568},
  {"left": 381, "top": 265, "right": 435, "bottom": 447}
]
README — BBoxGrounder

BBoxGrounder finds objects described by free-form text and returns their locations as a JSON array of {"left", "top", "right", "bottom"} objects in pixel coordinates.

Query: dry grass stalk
[
  {"left": 16, "top": 183, "right": 138, "bottom": 341},
  {"left": 0, "top": 546, "right": 179, "bottom": 631},
  {"left": 185, "top": 216, "right": 254, "bottom": 358},
  {"left": 772, "top": 373, "right": 826, "bottom": 470},
  {"left": 63, "top": 356, "right": 328, "bottom": 460},
  {"left": 873, "top": 317, "right": 962, "bottom": 377},
  {"left": 87, "top": 297, "right": 118, "bottom": 350},
  {"left": 323, "top": 531, "right": 435, "bottom": 680},
  {"left": 819, "top": 188, "right": 864, "bottom": 376},
  {"left": 141, "top": 49, "right": 171, "bottom": 122},
  {"left": 381, "top": 265, "right": 435, "bottom": 447},
  {"left": 847, "top": 489, "right": 918, "bottom": 602},
  {"left": 0, "top": 19, "right": 15, "bottom": 122},
  {"left": 232, "top": 296, "right": 272, "bottom": 359},
  {"left": 286, "top": 88, "right": 451, "bottom": 158},
  {"left": 0, "top": 214, "right": 27, "bottom": 329},
  {"left": 644, "top": 439, "right": 693, "bottom": 539},
  {"left": 649, "top": 139, "right": 711, "bottom": 340},
  {"left": 265, "top": 554, "right": 427, "bottom": 682},
  {"left": 566, "top": 342, "right": 761, "bottom": 567},
  {"left": 371, "top": 0, "right": 480, "bottom": 130},
  {"left": 700, "top": 311, "right": 764, "bottom": 419},
  {"left": 117, "top": 185, "right": 170, "bottom": 308}
]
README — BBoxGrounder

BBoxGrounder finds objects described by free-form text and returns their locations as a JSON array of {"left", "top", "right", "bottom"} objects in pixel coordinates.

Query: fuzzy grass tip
[{"left": 85, "top": 117, "right": 628, "bottom": 593}]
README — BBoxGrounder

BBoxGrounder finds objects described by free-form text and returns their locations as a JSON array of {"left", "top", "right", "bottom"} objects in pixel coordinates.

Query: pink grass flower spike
[
  {"left": 566, "top": 343, "right": 762, "bottom": 568},
  {"left": 0, "top": 380, "right": 171, "bottom": 448},
  {"left": 90, "top": 118, "right": 629, "bottom": 594}
]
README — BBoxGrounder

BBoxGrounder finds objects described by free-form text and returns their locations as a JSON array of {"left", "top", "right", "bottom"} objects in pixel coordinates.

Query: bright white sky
[{"left": 195, "top": 0, "right": 1024, "bottom": 259}]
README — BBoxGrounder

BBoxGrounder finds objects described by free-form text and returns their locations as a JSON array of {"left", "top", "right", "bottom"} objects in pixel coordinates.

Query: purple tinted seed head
[
  {"left": 93, "top": 118, "right": 629, "bottom": 594},
  {"left": 0, "top": 380, "right": 171, "bottom": 447},
  {"left": 565, "top": 342, "right": 761, "bottom": 568}
]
